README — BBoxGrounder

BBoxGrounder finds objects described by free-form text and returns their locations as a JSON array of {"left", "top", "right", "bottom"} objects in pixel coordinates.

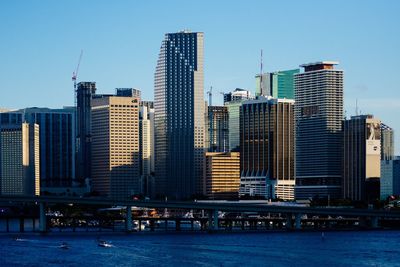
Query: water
[{"left": 1, "top": 231, "right": 399, "bottom": 266}]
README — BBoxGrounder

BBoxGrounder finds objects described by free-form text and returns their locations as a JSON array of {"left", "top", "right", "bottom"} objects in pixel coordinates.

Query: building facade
[
  {"left": 22, "top": 108, "right": 76, "bottom": 189},
  {"left": 207, "top": 106, "right": 229, "bottom": 152},
  {"left": 91, "top": 96, "right": 140, "bottom": 199},
  {"left": 255, "top": 69, "right": 299, "bottom": 99},
  {"left": 381, "top": 123, "right": 394, "bottom": 161},
  {"left": 154, "top": 31, "right": 206, "bottom": 199},
  {"left": 223, "top": 88, "right": 253, "bottom": 104},
  {"left": 294, "top": 62, "right": 344, "bottom": 200},
  {"left": 343, "top": 115, "right": 381, "bottom": 201},
  {"left": 0, "top": 122, "right": 40, "bottom": 196},
  {"left": 116, "top": 88, "right": 141, "bottom": 98},
  {"left": 380, "top": 157, "right": 400, "bottom": 200},
  {"left": 139, "top": 102, "right": 155, "bottom": 197},
  {"left": 76, "top": 82, "right": 97, "bottom": 186},
  {"left": 240, "top": 97, "right": 295, "bottom": 200},
  {"left": 381, "top": 157, "right": 400, "bottom": 200},
  {"left": 205, "top": 152, "right": 240, "bottom": 199}
]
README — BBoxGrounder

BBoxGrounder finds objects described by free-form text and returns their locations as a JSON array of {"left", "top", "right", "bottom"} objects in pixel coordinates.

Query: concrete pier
[
  {"left": 126, "top": 205, "right": 132, "bottom": 232},
  {"left": 39, "top": 202, "right": 46, "bottom": 233},
  {"left": 295, "top": 213, "right": 302, "bottom": 230}
]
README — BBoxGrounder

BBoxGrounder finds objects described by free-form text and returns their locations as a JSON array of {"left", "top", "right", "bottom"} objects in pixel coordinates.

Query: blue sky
[{"left": 1, "top": 0, "right": 399, "bottom": 153}]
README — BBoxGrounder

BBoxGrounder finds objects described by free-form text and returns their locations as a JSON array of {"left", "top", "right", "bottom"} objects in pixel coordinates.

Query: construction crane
[
  {"left": 207, "top": 86, "right": 213, "bottom": 106},
  {"left": 219, "top": 91, "right": 225, "bottom": 104},
  {"left": 72, "top": 50, "right": 83, "bottom": 98}
]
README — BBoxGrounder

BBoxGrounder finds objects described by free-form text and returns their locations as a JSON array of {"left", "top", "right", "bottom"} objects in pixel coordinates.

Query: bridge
[{"left": 1, "top": 195, "right": 400, "bottom": 232}]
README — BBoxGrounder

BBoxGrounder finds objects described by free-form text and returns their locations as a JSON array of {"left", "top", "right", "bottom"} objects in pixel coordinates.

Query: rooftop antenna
[
  {"left": 355, "top": 99, "right": 358, "bottom": 116},
  {"left": 259, "top": 49, "right": 263, "bottom": 97}
]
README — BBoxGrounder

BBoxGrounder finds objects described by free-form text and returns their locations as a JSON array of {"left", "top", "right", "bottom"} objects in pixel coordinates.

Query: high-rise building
[
  {"left": 224, "top": 89, "right": 253, "bottom": 152},
  {"left": 255, "top": 69, "right": 299, "bottom": 99},
  {"left": 240, "top": 97, "right": 295, "bottom": 200},
  {"left": 116, "top": 88, "right": 141, "bottom": 98},
  {"left": 0, "top": 122, "right": 40, "bottom": 196},
  {"left": 343, "top": 115, "right": 381, "bottom": 201},
  {"left": 139, "top": 101, "right": 155, "bottom": 197},
  {"left": 294, "top": 61, "right": 344, "bottom": 200},
  {"left": 21, "top": 108, "right": 76, "bottom": 189},
  {"left": 154, "top": 31, "right": 205, "bottom": 199},
  {"left": 76, "top": 82, "right": 96, "bottom": 186},
  {"left": 381, "top": 123, "right": 394, "bottom": 161},
  {"left": 380, "top": 157, "right": 400, "bottom": 200},
  {"left": 207, "top": 106, "right": 229, "bottom": 152},
  {"left": 223, "top": 88, "right": 252, "bottom": 104},
  {"left": 91, "top": 96, "right": 140, "bottom": 199},
  {"left": 205, "top": 152, "right": 240, "bottom": 199}
]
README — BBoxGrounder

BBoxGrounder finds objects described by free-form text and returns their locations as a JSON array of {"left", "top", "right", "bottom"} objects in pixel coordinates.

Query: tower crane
[{"left": 72, "top": 50, "right": 83, "bottom": 93}]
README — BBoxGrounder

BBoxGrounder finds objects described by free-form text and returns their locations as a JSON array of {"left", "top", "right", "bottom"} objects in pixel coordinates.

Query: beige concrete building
[
  {"left": 139, "top": 102, "right": 155, "bottom": 197},
  {"left": 205, "top": 152, "right": 240, "bottom": 199},
  {"left": 0, "top": 123, "right": 40, "bottom": 196},
  {"left": 91, "top": 96, "right": 140, "bottom": 199}
]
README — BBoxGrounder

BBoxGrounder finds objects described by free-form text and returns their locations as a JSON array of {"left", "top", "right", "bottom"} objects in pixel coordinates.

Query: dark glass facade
[
  {"left": 154, "top": 31, "right": 205, "bottom": 199},
  {"left": 76, "top": 82, "right": 96, "bottom": 185},
  {"left": 23, "top": 108, "right": 75, "bottom": 188}
]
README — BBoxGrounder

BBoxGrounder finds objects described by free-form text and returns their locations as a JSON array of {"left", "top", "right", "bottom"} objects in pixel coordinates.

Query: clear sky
[{"left": 1, "top": 0, "right": 399, "bottom": 153}]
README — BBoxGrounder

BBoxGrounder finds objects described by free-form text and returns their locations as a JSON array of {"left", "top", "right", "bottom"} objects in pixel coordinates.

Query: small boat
[
  {"left": 59, "top": 242, "right": 69, "bottom": 249},
  {"left": 98, "top": 240, "right": 113, "bottom": 248}
]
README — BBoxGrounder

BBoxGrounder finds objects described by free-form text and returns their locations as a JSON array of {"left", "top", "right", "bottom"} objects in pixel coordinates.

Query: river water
[{"left": 1, "top": 231, "right": 399, "bottom": 266}]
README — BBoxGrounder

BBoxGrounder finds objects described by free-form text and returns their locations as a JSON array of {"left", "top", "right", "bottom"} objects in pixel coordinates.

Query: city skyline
[{"left": 1, "top": 1, "right": 400, "bottom": 153}]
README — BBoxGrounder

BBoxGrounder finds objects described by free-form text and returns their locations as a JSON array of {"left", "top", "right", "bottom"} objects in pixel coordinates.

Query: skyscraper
[
  {"left": 76, "top": 82, "right": 96, "bottom": 186},
  {"left": 223, "top": 88, "right": 253, "bottom": 104},
  {"left": 255, "top": 69, "right": 299, "bottom": 99},
  {"left": 139, "top": 101, "right": 155, "bottom": 197},
  {"left": 240, "top": 97, "right": 295, "bottom": 200},
  {"left": 116, "top": 88, "right": 141, "bottom": 98},
  {"left": 205, "top": 152, "right": 240, "bottom": 199},
  {"left": 381, "top": 123, "right": 394, "bottom": 161},
  {"left": 0, "top": 122, "right": 40, "bottom": 196},
  {"left": 224, "top": 88, "right": 253, "bottom": 152},
  {"left": 21, "top": 108, "right": 76, "bottom": 189},
  {"left": 343, "top": 115, "right": 381, "bottom": 201},
  {"left": 91, "top": 95, "right": 140, "bottom": 199},
  {"left": 294, "top": 61, "right": 344, "bottom": 200},
  {"left": 207, "top": 106, "right": 229, "bottom": 152},
  {"left": 154, "top": 31, "right": 205, "bottom": 199},
  {"left": 381, "top": 157, "right": 400, "bottom": 200}
]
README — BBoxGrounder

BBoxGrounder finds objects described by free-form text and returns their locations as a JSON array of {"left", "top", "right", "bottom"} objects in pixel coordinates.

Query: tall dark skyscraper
[
  {"left": 343, "top": 115, "right": 381, "bottom": 201},
  {"left": 294, "top": 62, "right": 344, "bottom": 199},
  {"left": 76, "top": 82, "right": 96, "bottom": 185},
  {"left": 154, "top": 31, "right": 205, "bottom": 199}
]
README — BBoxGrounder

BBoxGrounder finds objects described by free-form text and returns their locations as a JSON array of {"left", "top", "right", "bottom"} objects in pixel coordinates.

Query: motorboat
[
  {"left": 59, "top": 242, "right": 69, "bottom": 249},
  {"left": 98, "top": 240, "right": 113, "bottom": 248}
]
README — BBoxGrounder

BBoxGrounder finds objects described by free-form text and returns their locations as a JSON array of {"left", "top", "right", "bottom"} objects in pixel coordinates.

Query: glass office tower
[
  {"left": 154, "top": 31, "right": 205, "bottom": 199},
  {"left": 295, "top": 62, "right": 344, "bottom": 200}
]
